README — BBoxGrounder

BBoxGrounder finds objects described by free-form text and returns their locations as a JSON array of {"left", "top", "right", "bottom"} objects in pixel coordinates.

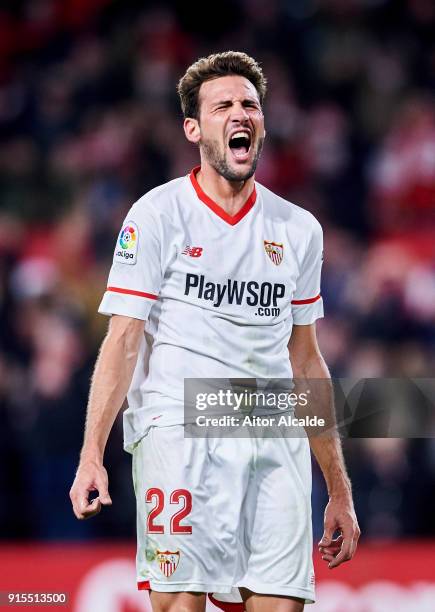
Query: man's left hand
[{"left": 318, "top": 495, "right": 360, "bottom": 568}]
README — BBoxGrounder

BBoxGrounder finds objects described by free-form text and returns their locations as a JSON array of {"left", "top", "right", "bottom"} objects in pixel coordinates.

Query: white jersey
[{"left": 99, "top": 167, "right": 324, "bottom": 451}]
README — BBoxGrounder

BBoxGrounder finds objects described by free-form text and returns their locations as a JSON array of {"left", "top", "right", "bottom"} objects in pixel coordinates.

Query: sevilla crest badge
[
  {"left": 157, "top": 550, "right": 180, "bottom": 578},
  {"left": 264, "top": 241, "right": 284, "bottom": 265}
]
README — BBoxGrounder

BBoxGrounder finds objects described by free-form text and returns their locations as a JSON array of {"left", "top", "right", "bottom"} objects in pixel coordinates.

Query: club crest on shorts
[
  {"left": 156, "top": 550, "right": 180, "bottom": 578},
  {"left": 264, "top": 240, "right": 284, "bottom": 265}
]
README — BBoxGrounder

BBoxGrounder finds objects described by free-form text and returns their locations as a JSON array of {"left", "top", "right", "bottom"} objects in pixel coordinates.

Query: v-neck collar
[{"left": 189, "top": 166, "right": 257, "bottom": 226}]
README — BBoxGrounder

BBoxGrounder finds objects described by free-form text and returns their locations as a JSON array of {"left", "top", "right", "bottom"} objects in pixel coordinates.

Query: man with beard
[{"left": 70, "top": 52, "right": 359, "bottom": 612}]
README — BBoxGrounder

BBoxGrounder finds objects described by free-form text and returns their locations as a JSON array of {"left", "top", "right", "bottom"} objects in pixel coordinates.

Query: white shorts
[{"left": 133, "top": 425, "right": 315, "bottom": 604}]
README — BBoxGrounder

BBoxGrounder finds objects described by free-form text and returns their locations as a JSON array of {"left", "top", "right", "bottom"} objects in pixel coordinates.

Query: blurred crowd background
[{"left": 0, "top": 0, "right": 434, "bottom": 544}]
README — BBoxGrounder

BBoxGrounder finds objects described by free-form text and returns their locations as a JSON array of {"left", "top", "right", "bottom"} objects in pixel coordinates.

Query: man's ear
[{"left": 184, "top": 117, "right": 201, "bottom": 144}]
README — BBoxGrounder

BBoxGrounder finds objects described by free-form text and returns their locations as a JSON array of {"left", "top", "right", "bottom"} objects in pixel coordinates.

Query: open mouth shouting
[{"left": 228, "top": 130, "right": 252, "bottom": 163}]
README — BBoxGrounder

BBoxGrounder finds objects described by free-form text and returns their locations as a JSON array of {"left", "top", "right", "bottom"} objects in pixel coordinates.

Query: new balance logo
[{"left": 182, "top": 245, "right": 203, "bottom": 258}]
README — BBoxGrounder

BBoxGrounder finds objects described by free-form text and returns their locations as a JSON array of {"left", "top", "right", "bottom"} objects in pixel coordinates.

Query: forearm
[
  {"left": 80, "top": 316, "right": 144, "bottom": 465},
  {"left": 310, "top": 433, "right": 351, "bottom": 498},
  {"left": 289, "top": 325, "right": 359, "bottom": 565},
  {"left": 293, "top": 350, "right": 351, "bottom": 498}
]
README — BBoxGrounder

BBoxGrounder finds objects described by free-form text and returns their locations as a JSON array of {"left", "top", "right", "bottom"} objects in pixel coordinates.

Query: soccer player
[{"left": 70, "top": 52, "right": 360, "bottom": 612}]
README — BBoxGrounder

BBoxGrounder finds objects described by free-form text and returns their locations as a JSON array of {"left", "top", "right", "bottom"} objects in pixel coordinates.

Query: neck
[{"left": 196, "top": 161, "right": 255, "bottom": 216}]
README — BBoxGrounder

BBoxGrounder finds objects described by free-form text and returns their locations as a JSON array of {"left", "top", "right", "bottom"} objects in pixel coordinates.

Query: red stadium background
[{"left": 1, "top": 542, "right": 435, "bottom": 611}]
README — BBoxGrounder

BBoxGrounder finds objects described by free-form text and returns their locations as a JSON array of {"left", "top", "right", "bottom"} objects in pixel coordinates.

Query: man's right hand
[{"left": 70, "top": 461, "right": 112, "bottom": 520}]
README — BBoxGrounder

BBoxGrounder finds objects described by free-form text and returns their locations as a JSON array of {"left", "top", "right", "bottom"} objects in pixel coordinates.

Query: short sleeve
[
  {"left": 98, "top": 202, "right": 163, "bottom": 321},
  {"left": 291, "top": 220, "right": 324, "bottom": 325}
]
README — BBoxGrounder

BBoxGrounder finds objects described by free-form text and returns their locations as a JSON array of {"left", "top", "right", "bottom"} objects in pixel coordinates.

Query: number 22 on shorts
[{"left": 145, "top": 488, "right": 192, "bottom": 534}]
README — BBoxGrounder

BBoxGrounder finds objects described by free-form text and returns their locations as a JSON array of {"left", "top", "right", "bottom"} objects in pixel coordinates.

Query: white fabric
[
  {"left": 98, "top": 169, "right": 324, "bottom": 451},
  {"left": 133, "top": 424, "right": 315, "bottom": 603}
]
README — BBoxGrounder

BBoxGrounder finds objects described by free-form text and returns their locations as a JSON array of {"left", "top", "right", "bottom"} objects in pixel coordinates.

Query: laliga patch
[{"left": 114, "top": 221, "right": 138, "bottom": 265}]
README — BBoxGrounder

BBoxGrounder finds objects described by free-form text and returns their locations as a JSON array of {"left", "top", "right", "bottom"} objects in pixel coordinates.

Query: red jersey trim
[
  {"left": 189, "top": 166, "right": 257, "bottom": 226},
  {"left": 208, "top": 594, "right": 245, "bottom": 611},
  {"left": 107, "top": 286, "right": 158, "bottom": 300},
  {"left": 137, "top": 580, "right": 151, "bottom": 590},
  {"left": 291, "top": 294, "right": 321, "bottom": 305}
]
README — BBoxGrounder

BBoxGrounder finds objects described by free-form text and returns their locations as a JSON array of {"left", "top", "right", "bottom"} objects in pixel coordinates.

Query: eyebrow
[{"left": 211, "top": 98, "right": 260, "bottom": 108}]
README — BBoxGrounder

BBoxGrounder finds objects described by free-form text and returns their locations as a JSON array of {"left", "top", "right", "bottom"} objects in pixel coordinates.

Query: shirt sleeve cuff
[
  {"left": 291, "top": 297, "right": 324, "bottom": 325},
  {"left": 98, "top": 290, "right": 157, "bottom": 321}
]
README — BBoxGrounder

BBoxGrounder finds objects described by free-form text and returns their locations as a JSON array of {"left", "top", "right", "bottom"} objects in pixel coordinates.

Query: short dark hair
[{"left": 177, "top": 51, "right": 267, "bottom": 119}]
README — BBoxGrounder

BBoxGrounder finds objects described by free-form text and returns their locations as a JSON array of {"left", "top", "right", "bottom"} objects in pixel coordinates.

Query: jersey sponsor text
[{"left": 184, "top": 273, "right": 284, "bottom": 315}]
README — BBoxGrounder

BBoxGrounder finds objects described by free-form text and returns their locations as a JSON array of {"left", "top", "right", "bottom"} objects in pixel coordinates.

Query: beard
[{"left": 199, "top": 135, "right": 264, "bottom": 182}]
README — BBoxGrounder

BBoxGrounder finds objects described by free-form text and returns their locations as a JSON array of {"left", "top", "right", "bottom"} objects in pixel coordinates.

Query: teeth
[{"left": 231, "top": 132, "right": 249, "bottom": 140}]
